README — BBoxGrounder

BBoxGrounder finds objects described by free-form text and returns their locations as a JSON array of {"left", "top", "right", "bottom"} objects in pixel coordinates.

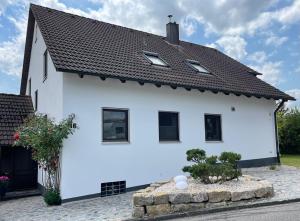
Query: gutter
[{"left": 274, "top": 99, "right": 286, "bottom": 164}]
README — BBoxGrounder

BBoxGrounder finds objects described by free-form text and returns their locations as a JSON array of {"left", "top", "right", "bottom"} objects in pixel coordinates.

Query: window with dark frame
[
  {"left": 159, "top": 112, "right": 179, "bottom": 141},
  {"left": 102, "top": 109, "right": 128, "bottom": 142},
  {"left": 34, "top": 90, "right": 38, "bottom": 111},
  {"left": 29, "top": 78, "right": 31, "bottom": 96},
  {"left": 143, "top": 52, "right": 168, "bottom": 66},
  {"left": 205, "top": 114, "right": 222, "bottom": 141},
  {"left": 186, "top": 59, "right": 210, "bottom": 74},
  {"left": 43, "top": 50, "right": 48, "bottom": 82}
]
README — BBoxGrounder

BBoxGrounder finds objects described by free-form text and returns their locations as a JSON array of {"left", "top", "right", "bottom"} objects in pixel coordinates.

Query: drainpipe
[{"left": 274, "top": 99, "right": 286, "bottom": 164}]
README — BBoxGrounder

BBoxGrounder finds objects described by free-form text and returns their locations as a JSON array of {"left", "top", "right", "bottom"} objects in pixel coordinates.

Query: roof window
[
  {"left": 186, "top": 59, "right": 210, "bottom": 74},
  {"left": 144, "top": 52, "right": 168, "bottom": 66}
]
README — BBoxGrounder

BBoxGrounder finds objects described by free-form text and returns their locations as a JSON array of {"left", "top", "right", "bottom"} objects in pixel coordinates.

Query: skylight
[
  {"left": 144, "top": 52, "right": 168, "bottom": 66},
  {"left": 187, "top": 60, "right": 210, "bottom": 74}
]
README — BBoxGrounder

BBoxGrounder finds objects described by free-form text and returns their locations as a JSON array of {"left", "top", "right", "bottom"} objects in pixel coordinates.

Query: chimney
[{"left": 166, "top": 15, "right": 179, "bottom": 45}]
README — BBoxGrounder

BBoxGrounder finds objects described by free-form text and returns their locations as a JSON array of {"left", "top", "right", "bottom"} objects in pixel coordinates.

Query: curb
[{"left": 124, "top": 198, "right": 300, "bottom": 221}]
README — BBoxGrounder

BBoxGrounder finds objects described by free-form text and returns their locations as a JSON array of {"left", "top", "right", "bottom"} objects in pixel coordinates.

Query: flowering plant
[
  {"left": 14, "top": 114, "right": 76, "bottom": 195},
  {"left": 0, "top": 176, "right": 9, "bottom": 188}
]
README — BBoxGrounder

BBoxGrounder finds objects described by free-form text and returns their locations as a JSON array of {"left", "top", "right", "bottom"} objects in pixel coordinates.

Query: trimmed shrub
[
  {"left": 183, "top": 148, "right": 241, "bottom": 184},
  {"left": 44, "top": 189, "right": 62, "bottom": 206}
]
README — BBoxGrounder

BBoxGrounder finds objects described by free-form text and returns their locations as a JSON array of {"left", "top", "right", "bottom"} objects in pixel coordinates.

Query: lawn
[{"left": 281, "top": 154, "right": 300, "bottom": 168}]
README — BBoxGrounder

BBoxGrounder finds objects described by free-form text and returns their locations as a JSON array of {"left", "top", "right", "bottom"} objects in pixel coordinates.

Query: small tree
[
  {"left": 277, "top": 107, "right": 300, "bottom": 154},
  {"left": 183, "top": 148, "right": 241, "bottom": 184},
  {"left": 14, "top": 114, "right": 76, "bottom": 204}
]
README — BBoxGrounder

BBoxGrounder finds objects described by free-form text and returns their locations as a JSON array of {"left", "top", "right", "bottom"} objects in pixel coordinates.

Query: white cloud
[
  {"left": 248, "top": 51, "right": 268, "bottom": 64},
  {"left": 251, "top": 61, "right": 283, "bottom": 86},
  {"left": 215, "top": 35, "right": 247, "bottom": 60},
  {"left": 285, "top": 89, "right": 300, "bottom": 108},
  {"left": 265, "top": 35, "right": 288, "bottom": 47}
]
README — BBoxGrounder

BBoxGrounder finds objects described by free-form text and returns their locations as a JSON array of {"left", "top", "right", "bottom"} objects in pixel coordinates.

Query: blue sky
[{"left": 0, "top": 0, "right": 299, "bottom": 107}]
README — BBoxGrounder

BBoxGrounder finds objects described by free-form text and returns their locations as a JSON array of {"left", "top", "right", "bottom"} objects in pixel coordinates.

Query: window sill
[
  {"left": 102, "top": 141, "right": 130, "bottom": 145},
  {"left": 205, "top": 140, "right": 224, "bottom": 143},
  {"left": 159, "top": 140, "right": 181, "bottom": 144}
]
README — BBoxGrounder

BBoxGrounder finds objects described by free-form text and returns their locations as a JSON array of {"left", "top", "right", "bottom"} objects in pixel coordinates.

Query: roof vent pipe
[{"left": 166, "top": 15, "right": 179, "bottom": 45}]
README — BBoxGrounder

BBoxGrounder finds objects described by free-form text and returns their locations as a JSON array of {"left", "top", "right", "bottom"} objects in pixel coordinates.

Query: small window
[
  {"left": 43, "top": 50, "right": 48, "bottom": 82},
  {"left": 205, "top": 114, "right": 222, "bottom": 141},
  {"left": 144, "top": 52, "right": 168, "bottom": 66},
  {"left": 187, "top": 60, "right": 210, "bottom": 74},
  {"left": 28, "top": 78, "right": 31, "bottom": 96},
  {"left": 34, "top": 90, "right": 38, "bottom": 111},
  {"left": 159, "top": 112, "right": 179, "bottom": 141},
  {"left": 102, "top": 108, "right": 129, "bottom": 142}
]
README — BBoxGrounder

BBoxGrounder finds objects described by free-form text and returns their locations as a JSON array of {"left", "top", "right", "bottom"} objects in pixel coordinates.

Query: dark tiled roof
[
  {"left": 20, "top": 4, "right": 294, "bottom": 101},
  {"left": 0, "top": 94, "right": 33, "bottom": 146}
]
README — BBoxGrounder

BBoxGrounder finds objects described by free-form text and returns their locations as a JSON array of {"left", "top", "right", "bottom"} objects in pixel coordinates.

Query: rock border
[{"left": 132, "top": 175, "right": 274, "bottom": 218}]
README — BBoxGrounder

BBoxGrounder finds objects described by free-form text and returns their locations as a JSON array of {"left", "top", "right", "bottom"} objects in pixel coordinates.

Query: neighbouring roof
[
  {"left": 20, "top": 4, "right": 295, "bottom": 101},
  {"left": 0, "top": 94, "right": 33, "bottom": 146}
]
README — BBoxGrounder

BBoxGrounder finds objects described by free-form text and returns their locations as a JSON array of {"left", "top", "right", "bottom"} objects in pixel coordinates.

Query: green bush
[
  {"left": 182, "top": 148, "right": 241, "bottom": 184},
  {"left": 44, "top": 189, "right": 62, "bottom": 206},
  {"left": 277, "top": 107, "right": 300, "bottom": 154}
]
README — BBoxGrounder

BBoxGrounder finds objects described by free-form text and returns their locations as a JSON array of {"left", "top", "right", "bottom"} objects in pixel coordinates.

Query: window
[
  {"left": 28, "top": 78, "right": 31, "bottom": 96},
  {"left": 205, "top": 114, "right": 222, "bottom": 141},
  {"left": 186, "top": 60, "right": 210, "bottom": 74},
  {"left": 102, "top": 108, "right": 129, "bottom": 142},
  {"left": 43, "top": 50, "right": 48, "bottom": 82},
  {"left": 159, "top": 112, "right": 179, "bottom": 141},
  {"left": 34, "top": 90, "right": 38, "bottom": 111},
  {"left": 144, "top": 52, "right": 168, "bottom": 66}
]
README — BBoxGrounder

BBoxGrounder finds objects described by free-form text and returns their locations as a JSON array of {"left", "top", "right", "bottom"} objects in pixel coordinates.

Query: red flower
[{"left": 14, "top": 132, "right": 20, "bottom": 141}]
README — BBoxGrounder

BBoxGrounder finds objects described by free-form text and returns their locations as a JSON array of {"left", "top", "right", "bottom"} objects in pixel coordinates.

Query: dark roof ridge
[{"left": 0, "top": 92, "right": 31, "bottom": 97}]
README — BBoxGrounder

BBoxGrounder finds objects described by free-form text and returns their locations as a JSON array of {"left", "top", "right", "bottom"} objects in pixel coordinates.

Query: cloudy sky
[{"left": 0, "top": 0, "right": 299, "bottom": 107}]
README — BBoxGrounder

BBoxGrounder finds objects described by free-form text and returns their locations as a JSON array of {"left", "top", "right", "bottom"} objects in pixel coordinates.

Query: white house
[{"left": 20, "top": 4, "right": 295, "bottom": 202}]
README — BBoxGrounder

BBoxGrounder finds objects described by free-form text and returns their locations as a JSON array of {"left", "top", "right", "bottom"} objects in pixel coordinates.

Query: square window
[
  {"left": 205, "top": 114, "right": 222, "bottom": 141},
  {"left": 144, "top": 52, "right": 168, "bottom": 66},
  {"left": 159, "top": 112, "right": 179, "bottom": 141},
  {"left": 102, "top": 109, "right": 128, "bottom": 142}
]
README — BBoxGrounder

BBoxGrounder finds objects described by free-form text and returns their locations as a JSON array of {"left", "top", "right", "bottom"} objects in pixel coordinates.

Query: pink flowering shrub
[{"left": 0, "top": 176, "right": 9, "bottom": 188}]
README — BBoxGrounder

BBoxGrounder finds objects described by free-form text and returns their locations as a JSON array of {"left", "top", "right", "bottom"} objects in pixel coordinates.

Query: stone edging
[
  {"left": 131, "top": 176, "right": 274, "bottom": 218},
  {"left": 125, "top": 198, "right": 300, "bottom": 221}
]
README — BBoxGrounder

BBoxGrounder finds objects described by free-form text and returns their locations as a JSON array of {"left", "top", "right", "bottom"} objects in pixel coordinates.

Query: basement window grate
[{"left": 101, "top": 181, "right": 126, "bottom": 197}]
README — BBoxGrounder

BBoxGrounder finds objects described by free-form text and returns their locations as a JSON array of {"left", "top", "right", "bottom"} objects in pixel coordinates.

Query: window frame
[
  {"left": 34, "top": 90, "right": 38, "bottom": 111},
  {"left": 43, "top": 50, "right": 48, "bottom": 82},
  {"left": 102, "top": 108, "right": 129, "bottom": 143},
  {"left": 204, "top": 114, "right": 222, "bottom": 142},
  {"left": 186, "top": 59, "right": 211, "bottom": 75},
  {"left": 28, "top": 78, "right": 31, "bottom": 96},
  {"left": 143, "top": 51, "right": 169, "bottom": 67},
  {"left": 158, "top": 111, "right": 180, "bottom": 142}
]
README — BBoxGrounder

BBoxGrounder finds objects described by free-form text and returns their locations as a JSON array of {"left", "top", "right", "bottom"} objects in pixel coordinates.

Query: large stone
[
  {"left": 231, "top": 190, "right": 255, "bottom": 201},
  {"left": 169, "top": 192, "right": 191, "bottom": 204},
  {"left": 171, "top": 203, "right": 205, "bottom": 213},
  {"left": 146, "top": 204, "right": 171, "bottom": 217},
  {"left": 190, "top": 191, "right": 208, "bottom": 202},
  {"left": 133, "top": 192, "right": 154, "bottom": 206},
  {"left": 255, "top": 185, "right": 274, "bottom": 198},
  {"left": 153, "top": 192, "right": 169, "bottom": 205},
  {"left": 132, "top": 206, "right": 145, "bottom": 218},
  {"left": 207, "top": 190, "right": 231, "bottom": 203}
]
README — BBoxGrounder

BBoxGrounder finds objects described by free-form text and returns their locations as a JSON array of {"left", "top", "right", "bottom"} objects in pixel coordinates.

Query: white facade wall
[
  {"left": 60, "top": 74, "right": 277, "bottom": 200},
  {"left": 26, "top": 22, "right": 64, "bottom": 185}
]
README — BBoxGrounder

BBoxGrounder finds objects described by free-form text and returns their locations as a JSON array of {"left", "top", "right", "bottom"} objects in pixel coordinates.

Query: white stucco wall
[
  {"left": 60, "top": 73, "right": 277, "bottom": 200},
  {"left": 26, "top": 22, "right": 64, "bottom": 185}
]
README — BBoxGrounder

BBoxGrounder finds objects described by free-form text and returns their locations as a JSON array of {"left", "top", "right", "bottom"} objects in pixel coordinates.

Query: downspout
[{"left": 274, "top": 99, "right": 286, "bottom": 164}]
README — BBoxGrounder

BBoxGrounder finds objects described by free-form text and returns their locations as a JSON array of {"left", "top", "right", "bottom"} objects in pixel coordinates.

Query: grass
[{"left": 281, "top": 154, "right": 300, "bottom": 168}]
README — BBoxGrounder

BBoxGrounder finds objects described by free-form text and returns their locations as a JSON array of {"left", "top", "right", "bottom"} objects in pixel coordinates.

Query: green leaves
[
  {"left": 278, "top": 107, "right": 300, "bottom": 154},
  {"left": 14, "top": 114, "right": 76, "bottom": 193},
  {"left": 182, "top": 148, "right": 242, "bottom": 184}
]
